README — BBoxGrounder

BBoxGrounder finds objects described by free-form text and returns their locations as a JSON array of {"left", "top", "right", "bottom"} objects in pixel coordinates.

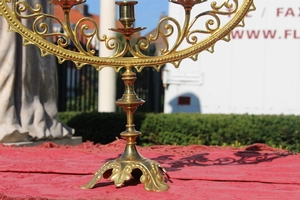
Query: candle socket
[
  {"left": 116, "top": 1, "right": 137, "bottom": 28},
  {"left": 48, "top": 0, "right": 86, "bottom": 9}
]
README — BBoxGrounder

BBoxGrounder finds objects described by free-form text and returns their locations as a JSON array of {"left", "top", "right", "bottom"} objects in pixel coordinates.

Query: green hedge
[
  {"left": 58, "top": 112, "right": 300, "bottom": 152},
  {"left": 139, "top": 113, "right": 300, "bottom": 152},
  {"left": 58, "top": 112, "right": 145, "bottom": 144}
]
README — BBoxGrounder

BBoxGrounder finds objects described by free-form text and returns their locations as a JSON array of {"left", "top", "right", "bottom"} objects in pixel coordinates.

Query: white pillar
[{"left": 98, "top": 0, "right": 117, "bottom": 112}]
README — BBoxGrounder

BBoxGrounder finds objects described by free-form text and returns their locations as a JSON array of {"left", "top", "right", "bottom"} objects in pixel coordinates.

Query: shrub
[
  {"left": 140, "top": 113, "right": 300, "bottom": 152},
  {"left": 58, "top": 112, "right": 300, "bottom": 152},
  {"left": 59, "top": 112, "right": 145, "bottom": 144}
]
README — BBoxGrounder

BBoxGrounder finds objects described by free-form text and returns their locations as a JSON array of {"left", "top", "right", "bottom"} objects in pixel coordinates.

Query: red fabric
[{"left": 0, "top": 140, "right": 299, "bottom": 199}]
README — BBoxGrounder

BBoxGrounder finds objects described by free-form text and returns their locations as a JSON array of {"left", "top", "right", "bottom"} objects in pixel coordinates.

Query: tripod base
[{"left": 81, "top": 144, "right": 170, "bottom": 192}]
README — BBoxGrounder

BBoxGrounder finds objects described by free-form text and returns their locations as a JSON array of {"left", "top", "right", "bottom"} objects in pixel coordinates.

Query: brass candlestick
[{"left": 0, "top": 0, "right": 255, "bottom": 192}]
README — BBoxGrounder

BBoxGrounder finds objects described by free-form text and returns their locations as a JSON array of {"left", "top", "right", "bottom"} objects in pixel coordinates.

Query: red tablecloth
[{"left": 0, "top": 140, "right": 299, "bottom": 199}]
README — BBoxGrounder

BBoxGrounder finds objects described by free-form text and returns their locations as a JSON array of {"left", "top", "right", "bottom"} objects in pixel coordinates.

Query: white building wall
[{"left": 164, "top": 0, "right": 300, "bottom": 115}]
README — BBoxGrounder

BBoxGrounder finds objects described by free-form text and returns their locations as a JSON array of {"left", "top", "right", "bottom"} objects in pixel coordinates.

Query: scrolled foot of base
[{"left": 81, "top": 159, "right": 170, "bottom": 192}]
